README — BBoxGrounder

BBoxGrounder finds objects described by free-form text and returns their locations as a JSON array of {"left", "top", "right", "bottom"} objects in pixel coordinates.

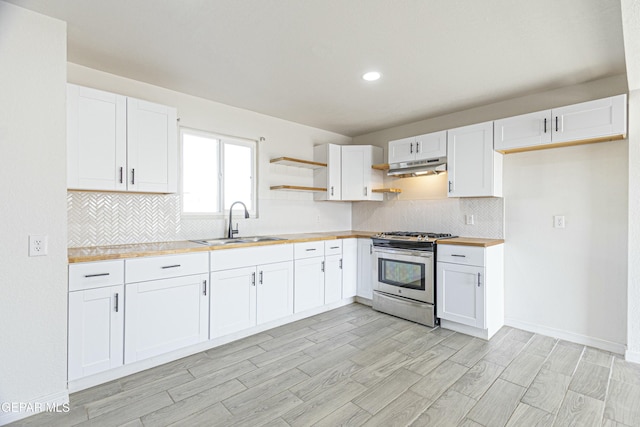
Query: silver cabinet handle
[
  {"left": 131, "top": 168, "right": 135, "bottom": 185},
  {"left": 321, "top": 261, "right": 325, "bottom": 272},
  {"left": 448, "top": 181, "right": 453, "bottom": 192},
  {"left": 410, "top": 142, "right": 413, "bottom": 154},
  {"left": 251, "top": 272, "right": 256, "bottom": 286},
  {"left": 339, "top": 259, "right": 343, "bottom": 269},
  {"left": 161, "top": 264, "right": 181, "bottom": 269},
  {"left": 451, "top": 254, "right": 466, "bottom": 258},
  {"left": 259, "top": 271, "right": 263, "bottom": 284},
  {"left": 364, "top": 187, "right": 368, "bottom": 196},
  {"left": 369, "top": 244, "right": 372, "bottom": 255},
  {"left": 544, "top": 118, "right": 547, "bottom": 133},
  {"left": 416, "top": 141, "right": 420, "bottom": 153},
  {"left": 119, "top": 167, "right": 123, "bottom": 184},
  {"left": 555, "top": 116, "right": 559, "bottom": 132},
  {"left": 114, "top": 293, "right": 119, "bottom": 312},
  {"left": 477, "top": 272, "right": 481, "bottom": 287},
  {"left": 330, "top": 246, "right": 339, "bottom": 249},
  {"left": 330, "top": 186, "right": 334, "bottom": 196},
  {"left": 306, "top": 248, "right": 316, "bottom": 252},
  {"left": 84, "top": 273, "right": 110, "bottom": 278},
  {"left": 202, "top": 280, "right": 207, "bottom": 296}
]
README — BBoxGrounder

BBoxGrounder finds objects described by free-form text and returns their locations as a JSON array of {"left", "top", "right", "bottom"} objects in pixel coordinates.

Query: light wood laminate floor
[{"left": 13, "top": 303, "right": 640, "bottom": 427}]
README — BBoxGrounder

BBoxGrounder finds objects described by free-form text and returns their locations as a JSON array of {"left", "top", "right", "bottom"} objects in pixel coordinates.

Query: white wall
[
  {"left": 67, "top": 63, "right": 352, "bottom": 246},
  {"left": 352, "top": 75, "right": 629, "bottom": 353},
  {"left": 0, "top": 2, "right": 68, "bottom": 424}
]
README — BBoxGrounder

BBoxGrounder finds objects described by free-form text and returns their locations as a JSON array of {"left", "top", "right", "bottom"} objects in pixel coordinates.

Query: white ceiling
[{"left": 5, "top": 0, "right": 627, "bottom": 136}]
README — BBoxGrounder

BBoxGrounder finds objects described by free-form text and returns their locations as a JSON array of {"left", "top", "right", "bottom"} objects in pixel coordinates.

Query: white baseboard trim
[
  {"left": 69, "top": 297, "right": 356, "bottom": 393},
  {"left": 0, "top": 390, "right": 69, "bottom": 426},
  {"left": 504, "top": 317, "right": 626, "bottom": 355},
  {"left": 625, "top": 349, "right": 640, "bottom": 364}
]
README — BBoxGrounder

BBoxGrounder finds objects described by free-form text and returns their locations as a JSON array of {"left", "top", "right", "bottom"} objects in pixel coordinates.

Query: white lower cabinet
[
  {"left": 68, "top": 284, "right": 124, "bottom": 381},
  {"left": 68, "top": 260, "right": 125, "bottom": 381},
  {"left": 342, "top": 239, "right": 358, "bottom": 298},
  {"left": 294, "top": 256, "right": 326, "bottom": 313},
  {"left": 124, "top": 253, "right": 209, "bottom": 363},
  {"left": 357, "top": 238, "right": 374, "bottom": 300},
  {"left": 324, "top": 254, "right": 343, "bottom": 305},
  {"left": 436, "top": 243, "right": 504, "bottom": 339},
  {"left": 210, "top": 244, "right": 294, "bottom": 338}
]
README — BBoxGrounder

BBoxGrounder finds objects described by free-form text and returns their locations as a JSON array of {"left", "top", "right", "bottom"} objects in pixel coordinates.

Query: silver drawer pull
[
  {"left": 305, "top": 248, "right": 317, "bottom": 251},
  {"left": 84, "top": 273, "right": 110, "bottom": 278},
  {"left": 161, "top": 264, "right": 181, "bottom": 269},
  {"left": 330, "top": 246, "right": 339, "bottom": 249},
  {"left": 451, "top": 254, "right": 466, "bottom": 258}
]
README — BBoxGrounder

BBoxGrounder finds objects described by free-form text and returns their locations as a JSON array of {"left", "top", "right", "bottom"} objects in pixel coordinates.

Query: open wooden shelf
[
  {"left": 371, "top": 163, "right": 389, "bottom": 171},
  {"left": 372, "top": 188, "right": 402, "bottom": 194},
  {"left": 270, "top": 157, "right": 327, "bottom": 169},
  {"left": 270, "top": 185, "right": 327, "bottom": 192}
]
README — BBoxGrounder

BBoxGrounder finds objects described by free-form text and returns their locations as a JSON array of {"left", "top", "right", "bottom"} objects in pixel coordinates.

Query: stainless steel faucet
[{"left": 227, "top": 201, "right": 250, "bottom": 238}]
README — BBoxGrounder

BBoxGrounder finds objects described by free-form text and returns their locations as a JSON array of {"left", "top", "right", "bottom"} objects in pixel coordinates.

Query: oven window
[{"left": 378, "top": 258, "right": 425, "bottom": 290}]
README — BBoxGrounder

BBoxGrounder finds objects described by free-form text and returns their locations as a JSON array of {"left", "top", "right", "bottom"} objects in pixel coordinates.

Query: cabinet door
[
  {"left": 67, "top": 84, "right": 127, "bottom": 191},
  {"left": 210, "top": 266, "right": 257, "bottom": 338},
  {"left": 494, "top": 110, "right": 552, "bottom": 152},
  {"left": 552, "top": 94, "right": 627, "bottom": 144},
  {"left": 125, "top": 274, "right": 209, "bottom": 363},
  {"left": 342, "top": 239, "right": 358, "bottom": 298},
  {"left": 436, "top": 263, "right": 484, "bottom": 328},
  {"left": 327, "top": 143, "right": 342, "bottom": 200},
  {"left": 415, "top": 131, "right": 447, "bottom": 160},
  {"left": 357, "top": 239, "right": 374, "bottom": 300},
  {"left": 68, "top": 285, "right": 124, "bottom": 381},
  {"left": 127, "top": 98, "right": 177, "bottom": 193},
  {"left": 388, "top": 137, "right": 416, "bottom": 163},
  {"left": 447, "top": 121, "right": 498, "bottom": 197},
  {"left": 294, "top": 257, "right": 325, "bottom": 313},
  {"left": 324, "top": 254, "right": 343, "bottom": 305},
  {"left": 341, "top": 146, "right": 366, "bottom": 200},
  {"left": 257, "top": 261, "right": 294, "bottom": 324}
]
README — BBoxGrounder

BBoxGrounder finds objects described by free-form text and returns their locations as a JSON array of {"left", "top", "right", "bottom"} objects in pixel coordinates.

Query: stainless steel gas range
[{"left": 371, "top": 231, "right": 457, "bottom": 327}]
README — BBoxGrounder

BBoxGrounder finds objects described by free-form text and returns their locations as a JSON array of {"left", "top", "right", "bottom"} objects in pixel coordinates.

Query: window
[{"left": 181, "top": 128, "right": 256, "bottom": 215}]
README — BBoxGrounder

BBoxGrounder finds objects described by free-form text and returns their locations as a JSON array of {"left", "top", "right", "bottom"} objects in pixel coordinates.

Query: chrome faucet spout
[{"left": 227, "top": 201, "right": 250, "bottom": 239}]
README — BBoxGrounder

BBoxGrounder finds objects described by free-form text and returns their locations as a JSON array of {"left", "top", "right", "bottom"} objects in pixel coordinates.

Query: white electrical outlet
[
  {"left": 465, "top": 214, "right": 475, "bottom": 225},
  {"left": 554, "top": 216, "right": 565, "bottom": 229},
  {"left": 29, "top": 235, "right": 48, "bottom": 256}
]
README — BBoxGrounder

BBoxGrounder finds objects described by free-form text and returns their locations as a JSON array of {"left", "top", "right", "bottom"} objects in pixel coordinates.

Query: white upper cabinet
[
  {"left": 494, "top": 94, "right": 627, "bottom": 153},
  {"left": 313, "top": 143, "right": 342, "bottom": 201},
  {"left": 447, "top": 121, "right": 502, "bottom": 198},
  {"left": 67, "top": 83, "right": 177, "bottom": 193},
  {"left": 341, "top": 145, "right": 383, "bottom": 201},
  {"left": 388, "top": 131, "right": 447, "bottom": 164}
]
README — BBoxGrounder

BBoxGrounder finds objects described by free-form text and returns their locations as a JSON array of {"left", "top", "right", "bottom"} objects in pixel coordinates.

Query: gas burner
[{"left": 373, "top": 231, "right": 457, "bottom": 241}]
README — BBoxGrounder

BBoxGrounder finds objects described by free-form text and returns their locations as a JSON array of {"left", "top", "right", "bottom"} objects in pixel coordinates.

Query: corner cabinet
[
  {"left": 436, "top": 243, "right": 504, "bottom": 339},
  {"left": 341, "top": 145, "right": 384, "bottom": 201},
  {"left": 313, "top": 144, "right": 342, "bottom": 200},
  {"left": 67, "top": 83, "right": 177, "bottom": 193},
  {"left": 447, "top": 121, "right": 502, "bottom": 198},
  {"left": 494, "top": 94, "right": 627, "bottom": 153}
]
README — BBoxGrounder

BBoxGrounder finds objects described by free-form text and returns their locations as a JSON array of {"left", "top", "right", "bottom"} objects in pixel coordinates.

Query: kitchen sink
[{"left": 190, "top": 236, "right": 287, "bottom": 246}]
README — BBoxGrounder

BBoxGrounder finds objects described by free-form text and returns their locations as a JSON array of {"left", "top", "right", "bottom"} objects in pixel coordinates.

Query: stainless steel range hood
[{"left": 387, "top": 157, "right": 447, "bottom": 178}]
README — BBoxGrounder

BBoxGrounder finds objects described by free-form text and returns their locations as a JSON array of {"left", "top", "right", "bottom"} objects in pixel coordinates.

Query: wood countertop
[
  {"left": 68, "top": 231, "right": 378, "bottom": 263},
  {"left": 435, "top": 237, "right": 505, "bottom": 247}
]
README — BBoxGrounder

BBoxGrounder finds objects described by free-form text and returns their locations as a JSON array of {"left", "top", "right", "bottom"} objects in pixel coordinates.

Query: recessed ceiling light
[{"left": 362, "top": 71, "right": 381, "bottom": 82}]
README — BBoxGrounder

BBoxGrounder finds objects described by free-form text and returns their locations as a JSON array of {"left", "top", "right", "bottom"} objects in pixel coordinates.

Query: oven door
[{"left": 374, "top": 248, "right": 434, "bottom": 304}]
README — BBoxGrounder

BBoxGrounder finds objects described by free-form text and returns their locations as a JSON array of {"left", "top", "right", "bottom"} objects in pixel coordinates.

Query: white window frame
[{"left": 180, "top": 127, "right": 257, "bottom": 217}]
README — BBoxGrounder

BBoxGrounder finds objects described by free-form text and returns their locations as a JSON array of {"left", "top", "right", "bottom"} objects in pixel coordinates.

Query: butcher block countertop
[
  {"left": 68, "top": 231, "right": 377, "bottom": 263},
  {"left": 436, "top": 237, "right": 505, "bottom": 247}
]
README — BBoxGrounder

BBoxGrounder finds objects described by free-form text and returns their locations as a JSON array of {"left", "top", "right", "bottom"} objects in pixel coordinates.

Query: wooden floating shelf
[
  {"left": 372, "top": 188, "right": 402, "bottom": 194},
  {"left": 371, "top": 163, "right": 389, "bottom": 171},
  {"left": 270, "top": 157, "right": 327, "bottom": 169},
  {"left": 270, "top": 185, "right": 327, "bottom": 192}
]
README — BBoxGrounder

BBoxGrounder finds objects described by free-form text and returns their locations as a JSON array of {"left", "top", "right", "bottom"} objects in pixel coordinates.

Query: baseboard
[
  {"left": 69, "top": 297, "right": 356, "bottom": 393},
  {"left": 504, "top": 317, "right": 626, "bottom": 355},
  {"left": 0, "top": 390, "right": 69, "bottom": 426},
  {"left": 625, "top": 349, "right": 640, "bottom": 364}
]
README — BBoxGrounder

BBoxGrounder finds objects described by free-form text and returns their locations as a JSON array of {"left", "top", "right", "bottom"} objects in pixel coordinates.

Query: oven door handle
[{"left": 374, "top": 248, "right": 433, "bottom": 258}]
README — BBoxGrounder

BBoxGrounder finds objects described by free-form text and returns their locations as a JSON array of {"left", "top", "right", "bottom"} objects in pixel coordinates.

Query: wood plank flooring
[{"left": 12, "top": 303, "right": 640, "bottom": 427}]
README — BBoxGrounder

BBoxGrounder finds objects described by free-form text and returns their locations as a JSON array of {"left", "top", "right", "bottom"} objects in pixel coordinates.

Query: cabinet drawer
[
  {"left": 211, "top": 244, "right": 293, "bottom": 271},
  {"left": 69, "top": 260, "right": 124, "bottom": 291},
  {"left": 126, "top": 253, "right": 209, "bottom": 283},
  {"left": 294, "top": 241, "right": 325, "bottom": 259},
  {"left": 437, "top": 244, "right": 484, "bottom": 266},
  {"left": 324, "top": 240, "right": 342, "bottom": 256}
]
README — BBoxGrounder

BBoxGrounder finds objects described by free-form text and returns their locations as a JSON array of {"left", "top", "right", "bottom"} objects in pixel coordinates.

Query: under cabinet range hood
[{"left": 387, "top": 156, "right": 447, "bottom": 178}]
